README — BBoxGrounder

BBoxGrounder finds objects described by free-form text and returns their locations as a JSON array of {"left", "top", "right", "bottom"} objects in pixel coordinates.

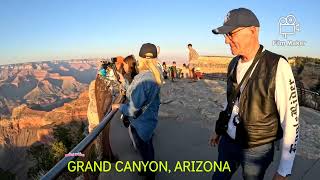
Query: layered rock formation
[
  {"left": 0, "top": 60, "right": 99, "bottom": 118},
  {"left": 0, "top": 90, "right": 90, "bottom": 179},
  {"left": 194, "top": 56, "right": 232, "bottom": 74}
]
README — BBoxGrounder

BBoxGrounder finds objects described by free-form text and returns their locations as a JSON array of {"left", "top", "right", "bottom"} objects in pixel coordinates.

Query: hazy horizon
[
  {"left": 1, "top": 0, "right": 319, "bottom": 65},
  {"left": 1, "top": 53, "right": 318, "bottom": 66}
]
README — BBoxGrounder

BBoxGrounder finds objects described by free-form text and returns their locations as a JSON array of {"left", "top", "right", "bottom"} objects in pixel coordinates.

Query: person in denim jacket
[{"left": 112, "top": 43, "right": 163, "bottom": 180}]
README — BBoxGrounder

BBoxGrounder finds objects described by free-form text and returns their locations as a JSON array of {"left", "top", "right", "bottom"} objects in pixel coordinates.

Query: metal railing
[
  {"left": 297, "top": 86, "right": 320, "bottom": 111},
  {"left": 41, "top": 95, "right": 124, "bottom": 180}
]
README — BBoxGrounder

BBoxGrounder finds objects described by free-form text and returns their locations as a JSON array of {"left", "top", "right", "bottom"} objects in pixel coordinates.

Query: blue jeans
[
  {"left": 212, "top": 135, "right": 274, "bottom": 180},
  {"left": 130, "top": 126, "right": 155, "bottom": 180}
]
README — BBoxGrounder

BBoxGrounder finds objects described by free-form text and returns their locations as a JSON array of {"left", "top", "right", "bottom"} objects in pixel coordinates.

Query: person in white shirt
[{"left": 210, "top": 8, "right": 299, "bottom": 180}]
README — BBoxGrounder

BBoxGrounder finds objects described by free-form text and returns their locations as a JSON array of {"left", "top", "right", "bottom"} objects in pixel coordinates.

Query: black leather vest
[{"left": 227, "top": 50, "right": 284, "bottom": 148}]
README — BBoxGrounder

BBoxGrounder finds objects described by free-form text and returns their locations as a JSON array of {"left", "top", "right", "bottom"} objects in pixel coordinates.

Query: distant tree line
[{"left": 289, "top": 56, "right": 320, "bottom": 65}]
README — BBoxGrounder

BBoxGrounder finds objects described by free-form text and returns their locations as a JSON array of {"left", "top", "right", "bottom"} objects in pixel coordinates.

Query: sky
[{"left": 0, "top": 0, "right": 319, "bottom": 65}]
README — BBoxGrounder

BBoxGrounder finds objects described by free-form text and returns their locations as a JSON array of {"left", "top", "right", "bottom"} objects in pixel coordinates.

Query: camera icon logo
[{"left": 279, "top": 14, "right": 300, "bottom": 39}]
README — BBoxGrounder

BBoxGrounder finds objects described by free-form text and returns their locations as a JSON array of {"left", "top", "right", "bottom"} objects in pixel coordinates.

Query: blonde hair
[{"left": 137, "top": 58, "right": 163, "bottom": 86}]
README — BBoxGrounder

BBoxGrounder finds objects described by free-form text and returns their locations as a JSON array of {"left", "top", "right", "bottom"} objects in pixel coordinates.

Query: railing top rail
[{"left": 41, "top": 95, "right": 124, "bottom": 180}]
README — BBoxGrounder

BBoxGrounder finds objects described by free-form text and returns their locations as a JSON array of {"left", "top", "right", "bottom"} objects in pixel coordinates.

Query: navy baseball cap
[
  {"left": 139, "top": 43, "right": 158, "bottom": 58},
  {"left": 212, "top": 8, "right": 260, "bottom": 34}
]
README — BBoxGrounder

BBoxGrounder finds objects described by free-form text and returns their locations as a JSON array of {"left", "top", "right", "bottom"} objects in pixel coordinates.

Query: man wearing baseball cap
[{"left": 209, "top": 8, "right": 299, "bottom": 180}]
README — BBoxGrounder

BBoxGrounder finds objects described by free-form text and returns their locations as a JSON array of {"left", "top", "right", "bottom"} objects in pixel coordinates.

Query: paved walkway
[{"left": 100, "top": 79, "right": 320, "bottom": 180}]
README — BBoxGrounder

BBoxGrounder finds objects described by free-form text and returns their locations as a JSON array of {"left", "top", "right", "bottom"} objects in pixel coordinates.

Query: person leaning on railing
[
  {"left": 112, "top": 43, "right": 163, "bottom": 180},
  {"left": 98, "top": 63, "right": 108, "bottom": 77}
]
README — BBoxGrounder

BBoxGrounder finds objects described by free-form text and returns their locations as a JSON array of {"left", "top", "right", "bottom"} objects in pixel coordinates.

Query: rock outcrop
[
  {"left": 0, "top": 89, "right": 90, "bottom": 179},
  {"left": 86, "top": 76, "right": 115, "bottom": 161},
  {"left": 192, "top": 56, "right": 232, "bottom": 74},
  {"left": 0, "top": 59, "right": 99, "bottom": 118}
]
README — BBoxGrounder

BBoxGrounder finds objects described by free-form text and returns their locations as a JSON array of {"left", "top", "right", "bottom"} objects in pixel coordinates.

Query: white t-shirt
[{"left": 225, "top": 53, "right": 300, "bottom": 177}]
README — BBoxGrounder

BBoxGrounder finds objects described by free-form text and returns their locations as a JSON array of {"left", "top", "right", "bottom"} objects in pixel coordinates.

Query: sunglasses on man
[{"left": 224, "top": 27, "right": 248, "bottom": 38}]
